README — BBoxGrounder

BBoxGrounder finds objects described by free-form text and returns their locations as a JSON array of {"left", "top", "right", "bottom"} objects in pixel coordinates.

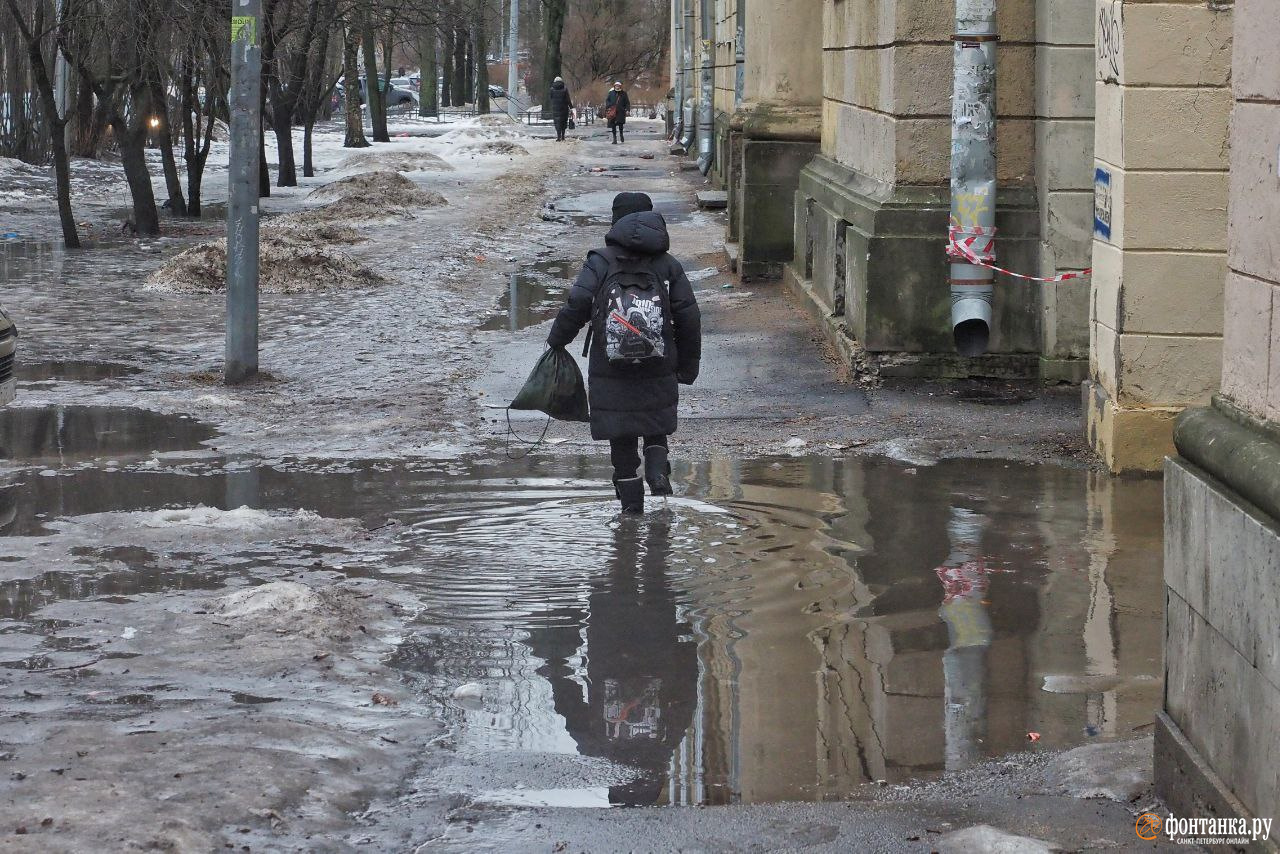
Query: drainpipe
[
  {"left": 948, "top": 0, "right": 997, "bottom": 357},
  {"left": 679, "top": 0, "right": 696, "bottom": 150},
  {"left": 734, "top": 0, "right": 745, "bottom": 104},
  {"left": 696, "top": 0, "right": 715, "bottom": 174},
  {"left": 672, "top": 0, "right": 685, "bottom": 142}
]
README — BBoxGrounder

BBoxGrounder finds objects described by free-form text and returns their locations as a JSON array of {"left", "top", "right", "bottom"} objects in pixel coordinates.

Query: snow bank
[
  {"left": 146, "top": 225, "right": 386, "bottom": 294},
  {"left": 456, "top": 140, "right": 529, "bottom": 157},
  {"left": 336, "top": 150, "right": 454, "bottom": 174},
  {"left": 299, "top": 169, "right": 448, "bottom": 222},
  {"left": 0, "top": 156, "right": 42, "bottom": 177}
]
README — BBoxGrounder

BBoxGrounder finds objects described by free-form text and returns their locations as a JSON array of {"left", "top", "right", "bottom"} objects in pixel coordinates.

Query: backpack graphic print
[{"left": 594, "top": 250, "right": 667, "bottom": 367}]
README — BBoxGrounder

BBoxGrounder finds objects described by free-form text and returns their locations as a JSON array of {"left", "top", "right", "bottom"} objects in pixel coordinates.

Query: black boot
[
  {"left": 644, "top": 446, "right": 672, "bottom": 496},
  {"left": 614, "top": 475, "right": 645, "bottom": 514}
]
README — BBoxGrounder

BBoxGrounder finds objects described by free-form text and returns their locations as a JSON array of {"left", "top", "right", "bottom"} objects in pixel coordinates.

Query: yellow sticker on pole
[{"left": 231, "top": 16, "right": 257, "bottom": 44}]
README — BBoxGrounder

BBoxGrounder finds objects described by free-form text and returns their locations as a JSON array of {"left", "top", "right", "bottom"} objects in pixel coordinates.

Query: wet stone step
[{"left": 696, "top": 190, "right": 728, "bottom": 210}]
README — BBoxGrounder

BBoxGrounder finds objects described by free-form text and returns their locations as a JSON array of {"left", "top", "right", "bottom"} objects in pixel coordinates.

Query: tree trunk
[
  {"left": 272, "top": 107, "right": 297, "bottom": 186},
  {"left": 115, "top": 119, "right": 160, "bottom": 236},
  {"left": 303, "top": 122, "right": 315, "bottom": 176},
  {"left": 463, "top": 31, "right": 474, "bottom": 103},
  {"left": 2, "top": 0, "right": 79, "bottom": 246},
  {"left": 258, "top": 113, "right": 271, "bottom": 198},
  {"left": 540, "top": 0, "right": 565, "bottom": 118},
  {"left": 418, "top": 28, "right": 437, "bottom": 116},
  {"left": 475, "top": 7, "right": 489, "bottom": 113},
  {"left": 151, "top": 82, "right": 188, "bottom": 215},
  {"left": 442, "top": 25, "right": 455, "bottom": 106},
  {"left": 452, "top": 27, "right": 467, "bottom": 105},
  {"left": 360, "top": 21, "right": 389, "bottom": 142},
  {"left": 342, "top": 27, "right": 370, "bottom": 147}
]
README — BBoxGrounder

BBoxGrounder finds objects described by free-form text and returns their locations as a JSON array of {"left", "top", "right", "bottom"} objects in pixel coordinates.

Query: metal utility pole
[
  {"left": 507, "top": 0, "right": 520, "bottom": 119},
  {"left": 226, "top": 1, "right": 262, "bottom": 384},
  {"left": 948, "top": 0, "right": 997, "bottom": 357}
]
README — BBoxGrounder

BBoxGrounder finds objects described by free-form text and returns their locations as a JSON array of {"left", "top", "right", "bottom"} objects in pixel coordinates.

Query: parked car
[
  {"left": 337, "top": 78, "right": 419, "bottom": 108},
  {"left": 488, "top": 84, "right": 507, "bottom": 99},
  {"left": 0, "top": 304, "right": 16, "bottom": 405}
]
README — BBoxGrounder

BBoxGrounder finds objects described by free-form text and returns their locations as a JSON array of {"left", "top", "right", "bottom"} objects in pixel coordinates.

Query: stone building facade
[
  {"left": 675, "top": 0, "right": 1235, "bottom": 472},
  {"left": 1160, "top": 0, "right": 1280, "bottom": 827}
]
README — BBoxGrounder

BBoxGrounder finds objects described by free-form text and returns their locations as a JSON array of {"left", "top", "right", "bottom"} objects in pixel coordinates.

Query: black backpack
[{"left": 582, "top": 247, "right": 669, "bottom": 367}]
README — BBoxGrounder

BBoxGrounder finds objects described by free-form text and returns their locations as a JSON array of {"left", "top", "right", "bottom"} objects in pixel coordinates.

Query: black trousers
[
  {"left": 553, "top": 117, "right": 568, "bottom": 140},
  {"left": 611, "top": 123, "right": 625, "bottom": 142},
  {"left": 609, "top": 435, "right": 667, "bottom": 479}
]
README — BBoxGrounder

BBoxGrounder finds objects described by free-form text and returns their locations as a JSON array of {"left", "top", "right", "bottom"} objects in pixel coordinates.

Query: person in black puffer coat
[
  {"left": 548, "top": 77, "right": 574, "bottom": 141},
  {"left": 605, "top": 81, "right": 630, "bottom": 144},
  {"left": 547, "top": 192, "right": 702, "bottom": 514}
]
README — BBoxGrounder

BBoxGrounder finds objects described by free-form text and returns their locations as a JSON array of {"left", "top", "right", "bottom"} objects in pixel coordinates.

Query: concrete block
[
  {"left": 1234, "top": 0, "right": 1280, "bottom": 101},
  {"left": 1115, "top": 169, "right": 1228, "bottom": 252},
  {"left": 1091, "top": 318, "right": 1119, "bottom": 395},
  {"left": 1126, "top": 87, "right": 1232, "bottom": 171},
  {"left": 1083, "top": 378, "right": 1179, "bottom": 472},
  {"left": 1095, "top": 0, "right": 1233, "bottom": 87},
  {"left": 825, "top": 101, "right": 895, "bottom": 184},
  {"left": 1042, "top": 190, "right": 1095, "bottom": 270},
  {"left": 697, "top": 190, "right": 729, "bottom": 210},
  {"left": 1165, "top": 589, "right": 1280, "bottom": 819},
  {"left": 895, "top": 117, "right": 951, "bottom": 185},
  {"left": 1034, "top": 45, "right": 1095, "bottom": 119},
  {"left": 1092, "top": 82, "right": 1123, "bottom": 170},
  {"left": 994, "top": 119, "right": 1035, "bottom": 185},
  {"left": 996, "top": 45, "right": 1037, "bottom": 118},
  {"left": 1035, "top": 118, "right": 1095, "bottom": 191},
  {"left": 1164, "top": 459, "right": 1209, "bottom": 616},
  {"left": 1221, "top": 271, "right": 1273, "bottom": 418},
  {"left": 1037, "top": 0, "right": 1094, "bottom": 45},
  {"left": 895, "top": 44, "right": 954, "bottom": 116},
  {"left": 997, "top": 0, "right": 1036, "bottom": 43},
  {"left": 1092, "top": 244, "right": 1227, "bottom": 336},
  {"left": 1267, "top": 289, "right": 1280, "bottom": 424},
  {"left": 1114, "top": 331, "right": 1222, "bottom": 406},
  {"left": 1227, "top": 102, "right": 1280, "bottom": 286}
]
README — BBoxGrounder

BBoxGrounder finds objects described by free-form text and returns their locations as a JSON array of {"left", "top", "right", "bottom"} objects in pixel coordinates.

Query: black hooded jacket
[
  {"left": 548, "top": 80, "right": 573, "bottom": 121},
  {"left": 547, "top": 211, "right": 701, "bottom": 440}
]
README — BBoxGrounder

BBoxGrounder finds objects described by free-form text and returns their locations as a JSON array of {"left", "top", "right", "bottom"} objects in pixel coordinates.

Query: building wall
[
  {"left": 1085, "top": 0, "right": 1232, "bottom": 472},
  {"left": 1035, "top": 0, "right": 1095, "bottom": 374},
  {"left": 821, "top": 0, "right": 1037, "bottom": 190},
  {"left": 1159, "top": 0, "right": 1280, "bottom": 827}
]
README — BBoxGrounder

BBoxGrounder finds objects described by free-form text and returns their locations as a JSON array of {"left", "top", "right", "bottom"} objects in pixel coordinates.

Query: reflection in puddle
[
  {"left": 479, "top": 261, "right": 576, "bottom": 332},
  {"left": 17, "top": 361, "right": 143, "bottom": 382},
  {"left": 0, "top": 405, "right": 215, "bottom": 462},
  {"left": 0, "top": 446, "right": 1164, "bottom": 808}
]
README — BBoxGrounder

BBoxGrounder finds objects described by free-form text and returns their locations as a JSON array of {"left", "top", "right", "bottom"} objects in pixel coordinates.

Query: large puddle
[{"left": 0, "top": 407, "right": 1165, "bottom": 808}]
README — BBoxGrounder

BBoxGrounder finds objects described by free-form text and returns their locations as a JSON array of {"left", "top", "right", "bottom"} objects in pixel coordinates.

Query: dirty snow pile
[
  {"left": 146, "top": 223, "right": 386, "bottom": 294},
  {"left": 336, "top": 149, "right": 454, "bottom": 174},
  {"left": 456, "top": 140, "right": 530, "bottom": 157},
  {"left": 296, "top": 169, "right": 448, "bottom": 222},
  {"left": 0, "top": 156, "right": 42, "bottom": 177}
]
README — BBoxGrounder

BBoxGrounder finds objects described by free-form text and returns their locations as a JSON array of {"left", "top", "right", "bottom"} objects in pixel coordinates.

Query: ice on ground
[
  {"left": 1039, "top": 738, "right": 1152, "bottom": 802},
  {"left": 145, "top": 226, "right": 387, "bottom": 294},
  {"left": 936, "top": 825, "right": 1059, "bottom": 853},
  {"left": 217, "top": 581, "right": 326, "bottom": 617},
  {"left": 456, "top": 141, "right": 530, "bottom": 157},
  {"left": 300, "top": 169, "right": 448, "bottom": 221},
  {"left": 336, "top": 150, "right": 454, "bottom": 174}
]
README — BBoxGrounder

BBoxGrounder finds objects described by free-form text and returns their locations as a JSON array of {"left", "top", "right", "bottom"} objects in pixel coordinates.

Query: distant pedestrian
[
  {"left": 547, "top": 192, "right": 702, "bottom": 514},
  {"left": 605, "top": 81, "right": 631, "bottom": 144},
  {"left": 549, "top": 77, "right": 574, "bottom": 142}
]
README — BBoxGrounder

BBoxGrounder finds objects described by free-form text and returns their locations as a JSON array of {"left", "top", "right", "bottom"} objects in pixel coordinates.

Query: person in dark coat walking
[
  {"left": 548, "top": 77, "right": 573, "bottom": 142},
  {"left": 547, "top": 192, "right": 702, "bottom": 514},
  {"left": 605, "top": 81, "right": 631, "bottom": 144}
]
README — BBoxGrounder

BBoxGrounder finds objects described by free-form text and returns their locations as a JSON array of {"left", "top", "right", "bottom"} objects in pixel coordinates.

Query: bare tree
[{"left": 1, "top": 0, "right": 79, "bottom": 246}]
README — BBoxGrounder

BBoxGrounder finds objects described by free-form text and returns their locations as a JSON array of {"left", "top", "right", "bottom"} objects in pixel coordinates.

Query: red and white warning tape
[{"left": 947, "top": 224, "right": 1092, "bottom": 283}]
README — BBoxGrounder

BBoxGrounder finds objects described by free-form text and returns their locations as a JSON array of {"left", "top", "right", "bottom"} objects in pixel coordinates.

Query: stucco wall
[{"left": 1219, "top": 0, "right": 1280, "bottom": 420}]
